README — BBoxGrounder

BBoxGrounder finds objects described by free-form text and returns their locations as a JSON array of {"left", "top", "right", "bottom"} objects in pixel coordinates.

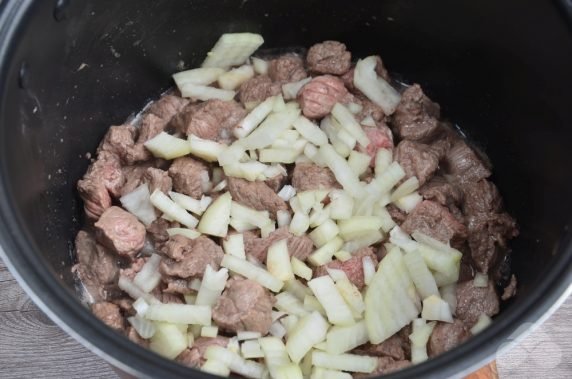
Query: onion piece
[
  {"left": 338, "top": 216, "right": 383, "bottom": 241},
  {"left": 334, "top": 250, "right": 352, "bottom": 262},
  {"left": 202, "top": 359, "right": 231, "bottom": 376},
  {"left": 212, "top": 179, "right": 227, "bottom": 192},
  {"left": 267, "top": 239, "right": 295, "bottom": 281},
  {"left": 145, "top": 303, "right": 212, "bottom": 326},
  {"left": 421, "top": 295, "right": 454, "bottom": 323},
  {"left": 366, "top": 161, "right": 405, "bottom": 198},
  {"left": 223, "top": 161, "right": 269, "bottom": 181},
  {"left": 391, "top": 177, "right": 420, "bottom": 201},
  {"left": 218, "top": 65, "right": 254, "bottom": 90},
  {"left": 231, "top": 201, "right": 271, "bottom": 229},
  {"left": 195, "top": 265, "right": 229, "bottom": 306},
  {"left": 326, "top": 321, "right": 369, "bottom": 355},
  {"left": 241, "top": 339, "right": 264, "bottom": 359},
  {"left": 470, "top": 314, "right": 492, "bottom": 335},
  {"left": 269, "top": 320, "right": 288, "bottom": 338},
  {"left": 144, "top": 132, "right": 192, "bottom": 160},
  {"left": 374, "top": 148, "right": 393, "bottom": 176},
  {"left": 204, "top": 346, "right": 266, "bottom": 379},
  {"left": 327, "top": 190, "right": 354, "bottom": 220},
  {"left": 120, "top": 184, "right": 157, "bottom": 226},
  {"left": 133, "top": 254, "right": 162, "bottom": 293},
  {"left": 347, "top": 151, "right": 371, "bottom": 177},
  {"left": 354, "top": 56, "right": 401, "bottom": 115},
  {"left": 440, "top": 283, "right": 457, "bottom": 315},
  {"left": 275, "top": 292, "right": 309, "bottom": 317},
  {"left": 173, "top": 67, "right": 225, "bottom": 87},
  {"left": 286, "top": 311, "right": 329, "bottom": 363},
  {"left": 202, "top": 33, "right": 264, "bottom": 69},
  {"left": 284, "top": 279, "right": 313, "bottom": 301},
  {"left": 291, "top": 257, "right": 313, "bottom": 281},
  {"left": 201, "top": 326, "right": 219, "bottom": 338},
  {"left": 251, "top": 57, "right": 269, "bottom": 75},
  {"left": 293, "top": 115, "right": 328, "bottom": 146},
  {"left": 335, "top": 278, "right": 366, "bottom": 317},
  {"left": 362, "top": 256, "right": 376, "bottom": 286},
  {"left": 179, "top": 83, "right": 236, "bottom": 101},
  {"left": 319, "top": 144, "right": 365, "bottom": 197},
  {"left": 166, "top": 228, "right": 201, "bottom": 239},
  {"left": 331, "top": 103, "right": 370, "bottom": 147},
  {"left": 389, "top": 226, "right": 419, "bottom": 253},
  {"left": 197, "top": 192, "right": 231, "bottom": 237},
  {"left": 409, "top": 318, "right": 437, "bottom": 364},
  {"left": 342, "top": 230, "right": 384, "bottom": 253},
  {"left": 277, "top": 210, "right": 292, "bottom": 228},
  {"left": 278, "top": 185, "right": 297, "bottom": 201},
  {"left": 237, "top": 331, "right": 262, "bottom": 341},
  {"left": 394, "top": 192, "right": 423, "bottom": 213},
  {"left": 403, "top": 249, "right": 440, "bottom": 300},
  {"left": 149, "top": 322, "right": 188, "bottom": 359},
  {"left": 118, "top": 276, "right": 160, "bottom": 304},
  {"left": 168, "top": 191, "right": 206, "bottom": 215},
  {"left": 309, "top": 219, "right": 339, "bottom": 247},
  {"left": 308, "top": 276, "right": 355, "bottom": 326},
  {"left": 234, "top": 96, "right": 276, "bottom": 139},
  {"left": 311, "top": 367, "right": 353, "bottom": 379},
  {"left": 240, "top": 108, "right": 300, "bottom": 150},
  {"left": 259, "top": 337, "right": 291, "bottom": 378},
  {"left": 312, "top": 351, "right": 377, "bottom": 374},
  {"left": 223, "top": 233, "right": 246, "bottom": 259},
  {"left": 473, "top": 273, "right": 489, "bottom": 288},
  {"left": 259, "top": 148, "right": 301, "bottom": 163},
  {"left": 221, "top": 254, "right": 284, "bottom": 292},
  {"left": 133, "top": 298, "right": 150, "bottom": 316},
  {"left": 361, "top": 115, "right": 377, "bottom": 127},
  {"left": 289, "top": 212, "right": 310, "bottom": 237},
  {"left": 128, "top": 315, "right": 156, "bottom": 339},
  {"left": 150, "top": 189, "right": 198, "bottom": 228},
  {"left": 303, "top": 295, "right": 327, "bottom": 316},
  {"left": 308, "top": 236, "right": 344, "bottom": 266},
  {"left": 187, "top": 134, "right": 226, "bottom": 162},
  {"left": 373, "top": 204, "right": 396, "bottom": 233}
]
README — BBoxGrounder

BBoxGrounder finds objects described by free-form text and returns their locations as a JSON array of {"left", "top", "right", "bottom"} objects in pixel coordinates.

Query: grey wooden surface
[{"left": 0, "top": 258, "right": 570, "bottom": 378}]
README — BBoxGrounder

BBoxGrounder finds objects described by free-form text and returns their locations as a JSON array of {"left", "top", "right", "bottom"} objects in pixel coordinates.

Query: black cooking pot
[{"left": 1, "top": 0, "right": 571, "bottom": 378}]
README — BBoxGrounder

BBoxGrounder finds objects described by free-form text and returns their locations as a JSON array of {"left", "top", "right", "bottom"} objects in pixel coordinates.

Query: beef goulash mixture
[{"left": 73, "top": 33, "right": 519, "bottom": 378}]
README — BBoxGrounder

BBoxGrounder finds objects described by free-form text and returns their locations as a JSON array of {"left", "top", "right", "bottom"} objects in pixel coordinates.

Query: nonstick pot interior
[{"left": 0, "top": 0, "right": 571, "bottom": 378}]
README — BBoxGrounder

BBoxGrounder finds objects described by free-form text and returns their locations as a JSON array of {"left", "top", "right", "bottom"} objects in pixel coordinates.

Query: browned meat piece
[
  {"left": 456, "top": 280, "right": 500, "bottom": 326},
  {"left": 177, "top": 337, "right": 229, "bottom": 368},
  {"left": 401, "top": 201, "right": 468, "bottom": 246},
  {"left": 147, "top": 94, "right": 189, "bottom": 121},
  {"left": 119, "top": 162, "right": 153, "bottom": 196},
  {"left": 227, "top": 177, "right": 288, "bottom": 218},
  {"left": 462, "top": 180, "right": 502, "bottom": 216},
  {"left": 395, "top": 140, "right": 440, "bottom": 185},
  {"left": 502, "top": 274, "right": 518, "bottom": 301},
  {"left": 386, "top": 204, "right": 407, "bottom": 225},
  {"left": 91, "top": 302, "right": 124, "bottom": 331},
  {"left": 419, "top": 176, "right": 462, "bottom": 209},
  {"left": 353, "top": 334, "right": 405, "bottom": 360},
  {"left": 466, "top": 212, "right": 518, "bottom": 273},
  {"left": 158, "top": 291, "right": 185, "bottom": 304},
  {"left": 291, "top": 163, "right": 340, "bottom": 192},
  {"left": 163, "top": 278, "right": 193, "bottom": 295},
  {"left": 371, "top": 357, "right": 411, "bottom": 376},
  {"left": 314, "top": 247, "right": 378, "bottom": 290},
  {"left": 119, "top": 164, "right": 171, "bottom": 197},
  {"left": 238, "top": 75, "right": 281, "bottom": 107},
  {"left": 168, "top": 157, "right": 209, "bottom": 198},
  {"left": 77, "top": 151, "right": 124, "bottom": 219},
  {"left": 268, "top": 55, "right": 308, "bottom": 83},
  {"left": 297, "top": 75, "right": 349, "bottom": 119},
  {"left": 73, "top": 231, "right": 120, "bottom": 302},
  {"left": 171, "top": 100, "right": 246, "bottom": 141},
  {"left": 120, "top": 257, "right": 146, "bottom": 280},
  {"left": 357, "top": 125, "right": 394, "bottom": 166},
  {"left": 143, "top": 167, "right": 172, "bottom": 194},
  {"left": 444, "top": 140, "right": 491, "bottom": 184},
  {"left": 127, "top": 327, "right": 149, "bottom": 348},
  {"left": 159, "top": 235, "right": 223, "bottom": 278},
  {"left": 212, "top": 278, "right": 274, "bottom": 334},
  {"left": 94, "top": 206, "right": 146, "bottom": 256},
  {"left": 392, "top": 84, "right": 441, "bottom": 141},
  {"left": 428, "top": 319, "right": 470, "bottom": 357},
  {"left": 146, "top": 218, "right": 172, "bottom": 249},
  {"left": 137, "top": 113, "right": 167, "bottom": 144},
  {"left": 306, "top": 41, "right": 352, "bottom": 75},
  {"left": 98, "top": 125, "right": 149, "bottom": 164},
  {"left": 244, "top": 227, "right": 314, "bottom": 263},
  {"left": 265, "top": 172, "right": 287, "bottom": 193}
]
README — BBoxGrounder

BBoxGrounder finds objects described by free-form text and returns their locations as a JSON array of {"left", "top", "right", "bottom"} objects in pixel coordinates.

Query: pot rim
[{"left": 0, "top": 1, "right": 571, "bottom": 378}]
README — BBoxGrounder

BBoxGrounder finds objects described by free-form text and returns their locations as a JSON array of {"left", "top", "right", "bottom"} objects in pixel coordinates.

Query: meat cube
[
  {"left": 176, "top": 348, "right": 201, "bottom": 368},
  {"left": 163, "top": 278, "right": 193, "bottom": 295},
  {"left": 98, "top": 125, "right": 149, "bottom": 164},
  {"left": 353, "top": 334, "right": 405, "bottom": 360},
  {"left": 73, "top": 231, "right": 120, "bottom": 302},
  {"left": 127, "top": 327, "right": 149, "bottom": 348},
  {"left": 297, "top": 75, "right": 349, "bottom": 119},
  {"left": 395, "top": 140, "right": 440, "bottom": 185},
  {"left": 137, "top": 113, "right": 168, "bottom": 144},
  {"left": 502, "top": 274, "right": 517, "bottom": 301},
  {"left": 401, "top": 200, "right": 468, "bottom": 246},
  {"left": 386, "top": 204, "right": 407, "bottom": 225},
  {"left": 177, "top": 337, "right": 229, "bottom": 368},
  {"left": 91, "top": 302, "right": 124, "bottom": 331},
  {"left": 314, "top": 247, "right": 378, "bottom": 290},
  {"left": 419, "top": 176, "right": 462, "bottom": 210},
  {"left": 119, "top": 162, "right": 154, "bottom": 196},
  {"left": 462, "top": 180, "right": 503, "bottom": 216},
  {"left": 428, "top": 319, "right": 470, "bottom": 357},
  {"left": 120, "top": 257, "right": 146, "bottom": 281},
  {"left": 466, "top": 212, "right": 518, "bottom": 273},
  {"left": 147, "top": 94, "right": 189, "bottom": 121},
  {"left": 168, "top": 157, "right": 209, "bottom": 198},
  {"left": 142, "top": 167, "right": 172, "bottom": 194},
  {"left": 146, "top": 218, "right": 173, "bottom": 249},
  {"left": 212, "top": 278, "right": 274, "bottom": 334},
  {"left": 306, "top": 41, "right": 352, "bottom": 75},
  {"left": 238, "top": 75, "right": 281, "bottom": 108},
  {"left": 456, "top": 280, "right": 500, "bottom": 326},
  {"left": 444, "top": 140, "right": 491, "bottom": 184},
  {"left": 357, "top": 125, "right": 394, "bottom": 166},
  {"left": 227, "top": 177, "right": 288, "bottom": 218},
  {"left": 171, "top": 100, "right": 247, "bottom": 142},
  {"left": 265, "top": 172, "right": 287, "bottom": 193},
  {"left": 159, "top": 235, "right": 223, "bottom": 278},
  {"left": 291, "top": 162, "right": 340, "bottom": 192},
  {"left": 268, "top": 55, "right": 308, "bottom": 83},
  {"left": 77, "top": 151, "right": 125, "bottom": 219},
  {"left": 244, "top": 227, "right": 314, "bottom": 263},
  {"left": 94, "top": 206, "right": 146, "bottom": 256},
  {"left": 392, "top": 84, "right": 441, "bottom": 141}
]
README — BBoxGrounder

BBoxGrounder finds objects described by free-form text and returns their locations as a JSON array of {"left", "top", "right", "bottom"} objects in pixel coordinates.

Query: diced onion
[
  {"left": 390, "top": 177, "right": 420, "bottom": 201},
  {"left": 133, "top": 298, "right": 150, "bottom": 316},
  {"left": 187, "top": 134, "right": 226, "bottom": 162},
  {"left": 168, "top": 191, "right": 206, "bottom": 215},
  {"left": 167, "top": 228, "right": 201, "bottom": 239},
  {"left": 202, "top": 33, "right": 264, "bottom": 69},
  {"left": 347, "top": 151, "right": 371, "bottom": 177},
  {"left": 309, "top": 219, "right": 339, "bottom": 247},
  {"left": 354, "top": 56, "right": 401, "bottom": 115},
  {"left": 366, "top": 162, "right": 405, "bottom": 198},
  {"left": 285, "top": 311, "right": 329, "bottom": 363},
  {"left": 150, "top": 189, "right": 198, "bottom": 228},
  {"left": 221, "top": 254, "right": 284, "bottom": 292},
  {"left": 327, "top": 190, "right": 354, "bottom": 220},
  {"left": 197, "top": 192, "right": 231, "bottom": 237},
  {"left": 374, "top": 148, "right": 393, "bottom": 176},
  {"left": 149, "top": 322, "right": 188, "bottom": 359},
  {"left": 195, "top": 265, "right": 229, "bottom": 306},
  {"left": 218, "top": 64, "right": 255, "bottom": 90},
  {"left": 311, "top": 367, "right": 353, "bottom": 379},
  {"left": 361, "top": 115, "right": 376, "bottom": 127},
  {"left": 259, "top": 148, "right": 301, "bottom": 163},
  {"left": 470, "top": 314, "right": 492, "bottom": 334},
  {"left": 473, "top": 273, "right": 489, "bottom": 288},
  {"left": 118, "top": 276, "right": 160, "bottom": 304},
  {"left": 120, "top": 184, "right": 157, "bottom": 226},
  {"left": 204, "top": 346, "right": 266, "bottom": 379},
  {"left": 409, "top": 318, "right": 436, "bottom": 364},
  {"left": 289, "top": 212, "right": 310, "bottom": 236},
  {"left": 179, "top": 83, "right": 236, "bottom": 101},
  {"left": 234, "top": 96, "right": 276, "bottom": 139},
  {"left": 278, "top": 185, "right": 297, "bottom": 202},
  {"left": 440, "top": 283, "right": 457, "bottom": 315},
  {"left": 291, "top": 257, "right": 313, "bottom": 281},
  {"left": 282, "top": 76, "right": 312, "bottom": 100},
  {"left": 293, "top": 115, "right": 328, "bottom": 146},
  {"left": 303, "top": 295, "right": 327, "bottom": 316},
  {"left": 362, "top": 256, "right": 376, "bottom": 286},
  {"left": 275, "top": 292, "right": 309, "bottom": 317},
  {"left": 347, "top": 102, "right": 363, "bottom": 114},
  {"left": 421, "top": 295, "right": 454, "bottom": 323},
  {"left": 241, "top": 339, "right": 265, "bottom": 359},
  {"left": 325, "top": 321, "right": 369, "bottom": 355},
  {"left": 309, "top": 205, "right": 331, "bottom": 228},
  {"left": 267, "top": 239, "right": 295, "bottom": 281},
  {"left": 308, "top": 276, "right": 355, "bottom": 326},
  {"left": 403, "top": 249, "right": 439, "bottom": 300},
  {"left": 270, "top": 320, "right": 288, "bottom": 338},
  {"left": 145, "top": 303, "right": 212, "bottom": 326},
  {"left": 133, "top": 254, "right": 162, "bottom": 293},
  {"left": 144, "top": 132, "right": 192, "bottom": 160},
  {"left": 389, "top": 226, "right": 419, "bottom": 253},
  {"left": 394, "top": 192, "right": 423, "bottom": 213},
  {"left": 334, "top": 250, "right": 352, "bottom": 261},
  {"left": 308, "top": 236, "right": 344, "bottom": 266},
  {"left": 284, "top": 279, "right": 312, "bottom": 301},
  {"left": 259, "top": 337, "right": 291, "bottom": 378},
  {"left": 338, "top": 216, "right": 383, "bottom": 241},
  {"left": 173, "top": 67, "right": 225, "bottom": 87},
  {"left": 223, "top": 233, "right": 246, "bottom": 259},
  {"left": 342, "top": 230, "right": 384, "bottom": 253},
  {"left": 331, "top": 103, "right": 369, "bottom": 147},
  {"left": 326, "top": 268, "right": 348, "bottom": 282},
  {"left": 252, "top": 57, "right": 269, "bottom": 75},
  {"left": 372, "top": 205, "right": 396, "bottom": 233},
  {"left": 128, "top": 315, "right": 156, "bottom": 339},
  {"left": 237, "top": 331, "right": 262, "bottom": 341},
  {"left": 335, "top": 279, "right": 366, "bottom": 317},
  {"left": 231, "top": 201, "right": 272, "bottom": 228},
  {"left": 312, "top": 351, "right": 377, "bottom": 373},
  {"left": 240, "top": 108, "right": 300, "bottom": 150},
  {"left": 202, "top": 359, "right": 231, "bottom": 376},
  {"left": 318, "top": 144, "right": 365, "bottom": 197},
  {"left": 201, "top": 326, "right": 219, "bottom": 338}
]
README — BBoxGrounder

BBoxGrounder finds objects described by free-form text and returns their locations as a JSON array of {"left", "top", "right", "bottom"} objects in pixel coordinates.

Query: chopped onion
[
  {"left": 168, "top": 191, "right": 205, "bottom": 215},
  {"left": 326, "top": 321, "right": 369, "bottom": 355},
  {"left": 197, "top": 192, "right": 231, "bottom": 237},
  {"left": 394, "top": 192, "right": 423, "bottom": 213},
  {"left": 234, "top": 96, "right": 276, "bottom": 139},
  {"left": 421, "top": 295, "right": 454, "bottom": 323},
  {"left": 179, "top": 83, "right": 236, "bottom": 101},
  {"left": 291, "top": 257, "right": 313, "bottom": 281},
  {"left": 267, "top": 239, "right": 295, "bottom": 281},
  {"left": 223, "top": 233, "right": 246, "bottom": 259},
  {"left": 145, "top": 303, "right": 212, "bottom": 326},
  {"left": 354, "top": 56, "right": 401, "bottom": 115},
  {"left": 372, "top": 204, "right": 396, "bottom": 233},
  {"left": 347, "top": 151, "right": 371, "bottom": 177},
  {"left": 391, "top": 177, "right": 420, "bottom": 201},
  {"left": 318, "top": 144, "right": 365, "bottom": 197},
  {"left": 259, "top": 148, "right": 301, "bottom": 163},
  {"left": 223, "top": 161, "right": 269, "bottom": 181},
  {"left": 296, "top": 191, "right": 318, "bottom": 214},
  {"left": 473, "top": 273, "right": 489, "bottom": 288},
  {"left": 227, "top": 336, "right": 240, "bottom": 353},
  {"left": 331, "top": 103, "right": 370, "bottom": 147},
  {"left": 342, "top": 230, "right": 384, "bottom": 253},
  {"left": 284, "top": 279, "right": 313, "bottom": 301},
  {"left": 202, "top": 359, "right": 231, "bottom": 377},
  {"left": 440, "top": 283, "right": 457, "bottom": 315},
  {"left": 240, "top": 108, "right": 300, "bottom": 150},
  {"left": 120, "top": 184, "right": 157, "bottom": 226},
  {"left": 308, "top": 236, "right": 344, "bottom": 266},
  {"left": 471, "top": 314, "right": 492, "bottom": 335},
  {"left": 172, "top": 67, "right": 225, "bottom": 87},
  {"left": 366, "top": 161, "right": 405, "bottom": 198},
  {"left": 404, "top": 249, "right": 439, "bottom": 300},
  {"left": 133, "top": 298, "right": 150, "bottom": 316},
  {"left": 259, "top": 337, "right": 291, "bottom": 378},
  {"left": 144, "top": 132, "right": 192, "bottom": 160},
  {"left": 326, "top": 268, "right": 348, "bottom": 282},
  {"left": 361, "top": 115, "right": 376, "bottom": 127},
  {"left": 202, "top": 33, "right": 264, "bottom": 69},
  {"left": 167, "top": 227, "right": 201, "bottom": 239},
  {"left": 277, "top": 210, "right": 292, "bottom": 228},
  {"left": 272, "top": 311, "right": 287, "bottom": 322},
  {"left": 289, "top": 212, "right": 310, "bottom": 236},
  {"left": 275, "top": 292, "right": 309, "bottom": 317},
  {"left": 128, "top": 315, "right": 156, "bottom": 339},
  {"left": 335, "top": 278, "right": 366, "bottom": 317},
  {"left": 201, "top": 326, "right": 219, "bottom": 338},
  {"left": 196, "top": 265, "right": 228, "bottom": 306},
  {"left": 416, "top": 243, "right": 462, "bottom": 283},
  {"left": 374, "top": 148, "right": 393, "bottom": 175},
  {"left": 334, "top": 250, "right": 352, "bottom": 262},
  {"left": 327, "top": 190, "right": 354, "bottom": 220},
  {"left": 149, "top": 322, "right": 188, "bottom": 359},
  {"left": 347, "top": 102, "right": 363, "bottom": 114},
  {"left": 218, "top": 64, "right": 255, "bottom": 90},
  {"left": 184, "top": 294, "right": 197, "bottom": 305},
  {"left": 189, "top": 278, "right": 202, "bottom": 291},
  {"left": 212, "top": 179, "right": 227, "bottom": 192},
  {"left": 308, "top": 276, "right": 355, "bottom": 326},
  {"left": 278, "top": 185, "right": 297, "bottom": 202},
  {"left": 118, "top": 276, "right": 160, "bottom": 304},
  {"left": 187, "top": 134, "right": 226, "bottom": 162},
  {"left": 409, "top": 318, "right": 436, "bottom": 364},
  {"left": 150, "top": 190, "right": 198, "bottom": 228},
  {"left": 273, "top": 94, "right": 287, "bottom": 112},
  {"left": 362, "top": 256, "right": 376, "bottom": 286},
  {"left": 312, "top": 351, "right": 377, "bottom": 373},
  {"left": 229, "top": 218, "right": 257, "bottom": 232},
  {"left": 241, "top": 339, "right": 264, "bottom": 359},
  {"left": 282, "top": 77, "right": 312, "bottom": 99},
  {"left": 252, "top": 57, "right": 269, "bottom": 75},
  {"left": 204, "top": 346, "right": 266, "bottom": 379},
  {"left": 286, "top": 311, "right": 329, "bottom": 363},
  {"left": 309, "top": 219, "right": 339, "bottom": 247},
  {"left": 365, "top": 246, "right": 420, "bottom": 344},
  {"left": 309, "top": 205, "right": 331, "bottom": 228},
  {"left": 337, "top": 216, "right": 383, "bottom": 241},
  {"left": 389, "top": 226, "right": 419, "bottom": 253},
  {"left": 133, "top": 254, "right": 162, "bottom": 293},
  {"left": 293, "top": 115, "right": 328, "bottom": 146},
  {"left": 231, "top": 201, "right": 271, "bottom": 228},
  {"left": 303, "top": 295, "right": 327, "bottom": 316},
  {"left": 412, "top": 231, "right": 455, "bottom": 253},
  {"left": 311, "top": 367, "right": 353, "bottom": 379},
  {"left": 221, "top": 254, "right": 284, "bottom": 292},
  {"left": 274, "top": 363, "right": 303, "bottom": 379},
  {"left": 218, "top": 143, "right": 247, "bottom": 166}
]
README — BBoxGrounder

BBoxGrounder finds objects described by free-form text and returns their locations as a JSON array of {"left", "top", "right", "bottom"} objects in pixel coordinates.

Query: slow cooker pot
[{"left": 0, "top": 0, "right": 571, "bottom": 378}]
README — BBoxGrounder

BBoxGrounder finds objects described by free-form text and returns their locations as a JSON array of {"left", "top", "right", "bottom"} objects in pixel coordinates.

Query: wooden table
[{"left": 0, "top": 258, "right": 570, "bottom": 378}]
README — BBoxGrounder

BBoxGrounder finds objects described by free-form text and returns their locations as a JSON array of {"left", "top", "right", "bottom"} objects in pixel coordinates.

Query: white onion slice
[
  {"left": 173, "top": 67, "right": 225, "bottom": 87},
  {"left": 308, "top": 276, "right": 354, "bottom": 326},
  {"left": 150, "top": 189, "right": 198, "bottom": 228},
  {"left": 128, "top": 315, "right": 156, "bottom": 339},
  {"left": 144, "top": 132, "right": 192, "bottom": 160},
  {"left": 354, "top": 56, "right": 401, "bottom": 115},
  {"left": 221, "top": 254, "right": 284, "bottom": 292},
  {"left": 312, "top": 351, "right": 377, "bottom": 373},
  {"left": 234, "top": 96, "right": 276, "bottom": 139},
  {"left": 282, "top": 77, "right": 312, "bottom": 100},
  {"left": 421, "top": 295, "right": 454, "bottom": 323},
  {"left": 204, "top": 346, "right": 266, "bottom": 379},
  {"left": 197, "top": 192, "right": 231, "bottom": 237},
  {"left": 120, "top": 184, "right": 157, "bottom": 226},
  {"left": 218, "top": 65, "right": 254, "bottom": 90},
  {"left": 202, "top": 33, "right": 264, "bottom": 69},
  {"left": 285, "top": 311, "right": 329, "bottom": 363},
  {"left": 325, "top": 321, "right": 369, "bottom": 355},
  {"left": 133, "top": 254, "right": 162, "bottom": 293},
  {"left": 195, "top": 265, "right": 228, "bottom": 306}
]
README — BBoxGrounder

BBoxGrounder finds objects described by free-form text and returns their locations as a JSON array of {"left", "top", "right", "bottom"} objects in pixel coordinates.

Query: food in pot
[{"left": 72, "top": 33, "right": 518, "bottom": 377}]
